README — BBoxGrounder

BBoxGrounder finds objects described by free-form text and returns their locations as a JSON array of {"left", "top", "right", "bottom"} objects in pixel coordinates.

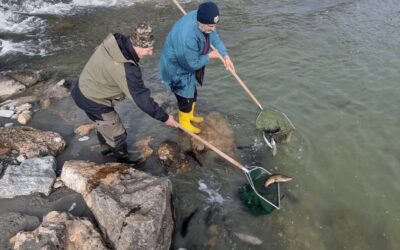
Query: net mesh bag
[
  {"left": 237, "top": 168, "right": 279, "bottom": 216},
  {"left": 256, "top": 109, "right": 295, "bottom": 143}
]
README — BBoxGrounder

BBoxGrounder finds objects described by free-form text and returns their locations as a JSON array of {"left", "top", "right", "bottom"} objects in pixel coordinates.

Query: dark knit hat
[
  {"left": 197, "top": 1, "right": 220, "bottom": 24},
  {"left": 130, "top": 23, "right": 155, "bottom": 48}
]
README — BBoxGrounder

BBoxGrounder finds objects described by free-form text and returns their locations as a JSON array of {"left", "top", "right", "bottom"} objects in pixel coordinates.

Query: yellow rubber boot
[
  {"left": 179, "top": 110, "right": 201, "bottom": 134},
  {"left": 190, "top": 102, "right": 204, "bottom": 124}
]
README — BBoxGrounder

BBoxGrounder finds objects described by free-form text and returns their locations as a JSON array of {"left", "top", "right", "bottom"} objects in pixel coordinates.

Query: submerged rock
[
  {"left": 158, "top": 140, "right": 190, "bottom": 175},
  {"left": 190, "top": 112, "right": 236, "bottom": 157},
  {"left": 5, "top": 71, "right": 42, "bottom": 87},
  {"left": 0, "top": 126, "right": 66, "bottom": 158},
  {"left": 135, "top": 136, "right": 154, "bottom": 161},
  {"left": 60, "top": 161, "right": 173, "bottom": 250},
  {"left": 0, "top": 212, "right": 40, "bottom": 249},
  {"left": 9, "top": 211, "right": 107, "bottom": 250},
  {"left": 0, "top": 156, "right": 56, "bottom": 199}
]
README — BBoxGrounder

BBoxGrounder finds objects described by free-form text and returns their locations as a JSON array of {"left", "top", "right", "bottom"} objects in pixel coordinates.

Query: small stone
[
  {"left": 41, "top": 98, "right": 51, "bottom": 109},
  {"left": 4, "top": 123, "right": 13, "bottom": 127},
  {"left": 11, "top": 114, "right": 18, "bottom": 119},
  {"left": 17, "top": 113, "right": 32, "bottom": 125},
  {"left": 56, "top": 79, "right": 65, "bottom": 86},
  {"left": 53, "top": 177, "right": 65, "bottom": 189},
  {"left": 12, "top": 150, "right": 18, "bottom": 155},
  {"left": 53, "top": 137, "right": 62, "bottom": 143},
  {"left": 17, "top": 155, "right": 26, "bottom": 162},
  {"left": 78, "top": 136, "right": 90, "bottom": 142},
  {"left": 15, "top": 103, "right": 32, "bottom": 114},
  {"left": 0, "top": 110, "right": 14, "bottom": 118},
  {"left": 21, "top": 110, "right": 32, "bottom": 115}
]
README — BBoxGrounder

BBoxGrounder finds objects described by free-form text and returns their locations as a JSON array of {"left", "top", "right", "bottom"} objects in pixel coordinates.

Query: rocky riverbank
[{"left": 0, "top": 71, "right": 237, "bottom": 249}]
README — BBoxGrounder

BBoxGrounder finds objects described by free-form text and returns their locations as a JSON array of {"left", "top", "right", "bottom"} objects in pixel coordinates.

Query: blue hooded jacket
[{"left": 160, "top": 10, "right": 228, "bottom": 98}]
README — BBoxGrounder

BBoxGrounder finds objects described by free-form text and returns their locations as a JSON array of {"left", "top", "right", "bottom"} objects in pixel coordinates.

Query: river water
[{"left": 1, "top": 0, "right": 399, "bottom": 249}]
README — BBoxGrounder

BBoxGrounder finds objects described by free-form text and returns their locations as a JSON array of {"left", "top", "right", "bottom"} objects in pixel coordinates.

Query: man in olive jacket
[{"left": 71, "top": 23, "right": 178, "bottom": 164}]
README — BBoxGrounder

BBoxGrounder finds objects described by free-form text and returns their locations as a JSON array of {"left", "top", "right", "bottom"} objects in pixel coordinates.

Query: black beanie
[{"left": 197, "top": 1, "right": 220, "bottom": 24}]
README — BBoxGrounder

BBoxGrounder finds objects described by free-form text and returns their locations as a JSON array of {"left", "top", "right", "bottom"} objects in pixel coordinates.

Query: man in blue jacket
[{"left": 160, "top": 1, "right": 235, "bottom": 134}]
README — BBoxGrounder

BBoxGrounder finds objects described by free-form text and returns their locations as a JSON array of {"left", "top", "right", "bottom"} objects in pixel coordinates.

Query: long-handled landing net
[{"left": 178, "top": 124, "right": 281, "bottom": 215}]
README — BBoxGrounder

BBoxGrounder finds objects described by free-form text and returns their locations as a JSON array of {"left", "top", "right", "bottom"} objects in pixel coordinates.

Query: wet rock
[
  {"left": 75, "top": 123, "right": 96, "bottom": 136},
  {"left": 0, "top": 212, "right": 40, "bottom": 249},
  {"left": 14, "top": 103, "right": 32, "bottom": 114},
  {"left": 135, "top": 136, "right": 154, "bottom": 160},
  {"left": 0, "top": 147, "right": 11, "bottom": 156},
  {"left": 61, "top": 160, "right": 173, "bottom": 250},
  {"left": 9, "top": 211, "right": 107, "bottom": 250},
  {"left": 42, "top": 80, "right": 69, "bottom": 99},
  {"left": 11, "top": 114, "right": 18, "bottom": 120},
  {"left": 0, "top": 126, "right": 66, "bottom": 158},
  {"left": 17, "top": 113, "right": 31, "bottom": 125},
  {"left": 190, "top": 112, "right": 236, "bottom": 157},
  {"left": 158, "top": 140, "right": 190, "bottom": 175},
  {"left": 4, "top": 122, "right": 14, "bottom": 127},
  {"left": 40, "top": 98, "right": 51, "bottom": 109},
  {"left": 0, "top": 110, "right": 14, "bottom": 118},
  {"left": 52, "top": 21, "right": 75, "bottom": 31},
  {"left": 5, "top": 71, "right": 42, "bottom": 87},
  {"left": 0, "top": 76, "right": 26, "bottom": 101},
  {"left": 0, "top": 156, "right": 56, "bottom": 199},
  {"left": 53, "top": 177, "right": 65, "bottom": 189}
]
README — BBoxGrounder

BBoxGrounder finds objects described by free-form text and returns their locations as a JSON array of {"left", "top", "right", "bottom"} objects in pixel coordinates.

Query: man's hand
[
  {"left": 224, "top": 55, "right": 235, "bottom": 73},
  {"left": 208, "top": 50, "right": 219, "bottom": 59},
  {"left": 164, "top": 115, "right": 179, "bottom": 128}
]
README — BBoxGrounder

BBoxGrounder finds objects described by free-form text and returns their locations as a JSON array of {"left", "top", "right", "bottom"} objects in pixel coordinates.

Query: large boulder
[
  {"left": 9, "top": 211, "right": 107, "bottom": 250},
  {"left": 61, "top": 161, "right": 174, "bottom": 250},
  {"left": 0, "top": 156, "right": 56, "bottom": 198},
  {"left": 0, "top": 212, "right": 40, "bottom": 249},
  {"left": 0, "top": 126, "right": 66, "bottom": 158}
]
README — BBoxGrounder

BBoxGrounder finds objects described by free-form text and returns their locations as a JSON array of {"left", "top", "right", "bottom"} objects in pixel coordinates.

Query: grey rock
[
  {"left": 0, "top": 76, "right": 26, "bottom": 101},
  {"left": 0, "top": 110, "right": 14, "bottom": 118},
  {"left": 0, "top": 126, "right": 66, "bottom": 158},
  {"left": 0, "top": 212, "right": 40, "bottom": 249},
  {"left": 17, "top": 113, "right": 31, "bottom": 125},
  {"left": 9, "top": 211, "right": 107, "bottom": 250},
  {"left": 0, "top": 156, "right": 56, "bottom": 198},
  {"left": 4, "top": 123, "right": 14, "bottom": 127},
  {"left": 6, "top": 71, "right": 42, "bottom": 87},
  {"left": 61, "top": 161, "right": 174, "bottom": 250}
]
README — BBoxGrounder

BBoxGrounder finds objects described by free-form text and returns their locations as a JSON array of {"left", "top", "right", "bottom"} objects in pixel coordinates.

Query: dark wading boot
[
  {"left": 97, "top": 131, "right": 113, "bottom": 156},
  {"left": 113, "top": 142, "right": 144, "bottom": 165}
]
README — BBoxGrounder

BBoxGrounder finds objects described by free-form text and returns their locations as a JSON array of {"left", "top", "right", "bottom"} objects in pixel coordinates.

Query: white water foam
[
  {"left": 198, "top": 180, "right": 224, "bottom": 204},
  {"left": 0, "top": 9, "right": 46, "bottom": 33},
  {"left": 2, "top": 0, "right": 139, "bottom": 16},
  {"left": 0, "top": 38, "right": 50, "bottom": 57}
]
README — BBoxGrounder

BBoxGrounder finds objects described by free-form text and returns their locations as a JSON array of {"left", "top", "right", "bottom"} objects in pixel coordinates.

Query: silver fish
[
  {"left": 263, "top": 130, "right": 277, "bottom": 156},
  {"left": 264, "top": 174, "right": 293, "bottom": 188},
  {"left": 234, "top": 232, "right": 263, "bottom": 245}
]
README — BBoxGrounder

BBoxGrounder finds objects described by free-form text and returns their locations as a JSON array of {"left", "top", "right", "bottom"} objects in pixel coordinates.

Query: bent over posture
[{"left": 72, "top": 23, "right": 178, "bottom": 164}]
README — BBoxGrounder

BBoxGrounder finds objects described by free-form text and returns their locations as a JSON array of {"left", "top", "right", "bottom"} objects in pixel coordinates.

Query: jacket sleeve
[
  {"left": 178, "top": 35, "right": 210, "bottom": 72},
  {"left": 120, "top": 63, "right": 169, "bottom": 122},
  {"left": 210, "top": 31, "right": 228, "bottom": 57}
]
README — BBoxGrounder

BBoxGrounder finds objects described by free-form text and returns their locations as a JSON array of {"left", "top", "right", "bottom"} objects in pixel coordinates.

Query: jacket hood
[{"left": 102, "top": 34, "right": 137, "bottom": 65}]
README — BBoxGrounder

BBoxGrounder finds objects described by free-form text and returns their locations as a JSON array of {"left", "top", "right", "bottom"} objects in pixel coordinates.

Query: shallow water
[{"left": 1, "top": 0, "right": 399, "bottom": 249}]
